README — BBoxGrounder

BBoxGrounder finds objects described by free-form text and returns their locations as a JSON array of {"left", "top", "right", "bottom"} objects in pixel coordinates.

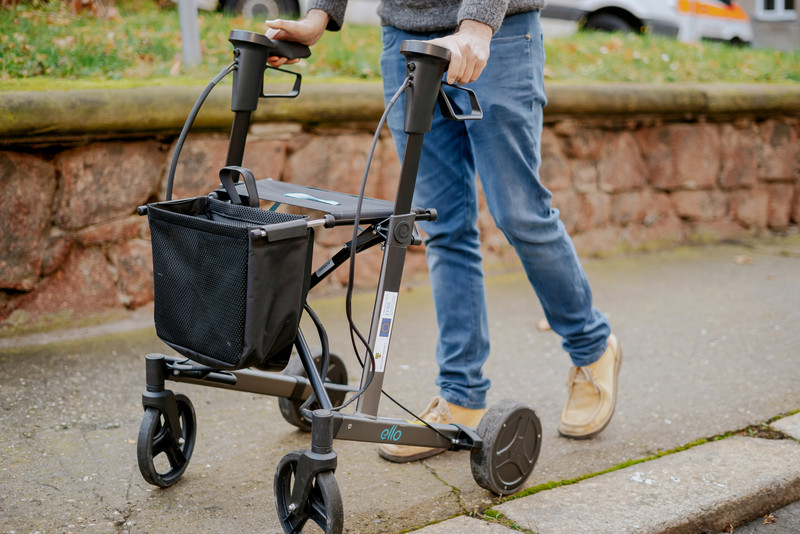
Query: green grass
[
  {"left": 544, "top": 31, "right": 800, "bottom": 84},
  {"left": 1, "top": 1, "right": 799, "bottom": 89},
  {"left": 0, "top": 0, "right": 381, "bottom": 85}
]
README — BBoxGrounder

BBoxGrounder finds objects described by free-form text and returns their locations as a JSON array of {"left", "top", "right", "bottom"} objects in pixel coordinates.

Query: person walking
[{"left": 265, "top": 0, "right": 622, "bottom": 462}]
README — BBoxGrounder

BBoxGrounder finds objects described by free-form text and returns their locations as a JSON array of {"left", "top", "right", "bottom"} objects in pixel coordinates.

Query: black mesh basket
[{"left": 147, "top": 196, "right": 312, "bottom": 370}]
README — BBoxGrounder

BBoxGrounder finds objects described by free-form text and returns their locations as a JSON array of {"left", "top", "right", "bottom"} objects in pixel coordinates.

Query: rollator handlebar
[
  {"left": 228, "top": 30, "right": 310, "bottom": 113},
  {"left": 399, "top": 40, "right": 483, "bottom": 134}
]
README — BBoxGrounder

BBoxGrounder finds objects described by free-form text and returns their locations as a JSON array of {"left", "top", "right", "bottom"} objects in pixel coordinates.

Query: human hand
[
  {"left": 265, "top": 9, "right": 329, "bottom": 67},
  {"left": 427, "top": 20, "right": 492, "bottom": 85}
]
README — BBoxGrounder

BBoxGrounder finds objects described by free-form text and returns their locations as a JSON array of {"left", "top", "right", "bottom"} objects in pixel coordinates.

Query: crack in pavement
[{"left": 421, "top": 461, "right": 468, "bottom": 514}]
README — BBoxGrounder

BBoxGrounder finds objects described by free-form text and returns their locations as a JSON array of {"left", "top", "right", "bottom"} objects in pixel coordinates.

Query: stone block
[
  {"left": 41, "top": 227, "right": 75, "bottom": 277},
  {"left": 732, "top": 187, "right": 769, "bottom": 229},
  {"left": 78, "top": 216, "right": 148, "bottom": 246},
  {"left": 572, "top": 226, "right": 621, "bottom": 256},
  {"left": 621, "top": 212, "right": 684, "bottom": 250},
  {"left": 7, "top": 247, "right": 120, "bottom": 326},
  {"left": 766, "top": 183, "right": 795, "bottom": 230},
  {"left": 284, "top": 133, "right": 385, "bottom": 200},
  {"left": 636, "top": 127, "right": 673, "bottom": 191},
  {"left": 107, "top": 239, "right": 153, "bottom": 309},
  {"left": 793, "top": 183, "right": 800, "bottom": 224},
  {"left": 718, "top": 122, "right": 759, "bottom": 190},
  {"left": 572, "top": 159, "right": 598, "bottom": 193},
  {"left": 576, "top": 192, "right": 612, "bottom": 232},
  {"left": 611, "top": 190, "right": 671, "bottom": 226},
  {"left": 642, "top": 192, "right": 675, "bottom": 227},
  {"left": 242, "top": 139, "right": 288, "bottom": 179},
  {"left": 55, "top": 141, "right": 163, "bottom": 230},
  {"left": 561, "top": 125, "right": 603, "bottom": 159},
  {"left": 690, "top": 220, "right": 750, "bottom": 243},
  {"left": 671, "top": 190, "right": 729, "bottom": 221},
  {"left": 163, "top": 134, "right": 229, "bottom": 200},
  {"left": 0, "top": 151, "right": 57, "bottom": 291},
  {"left": 759, "top": 119, "right": 799, "bottom": 181},
  {"left": 375, "top": 135, "right": 402, "bottom": 199},
  {"left": 539, "top": 128, "right": 572, "bottom": 192},
  {"left": 673, "top": 123, "right": 721, "bottom": 191},
  {"left": 643, "top": 124, "right": 721, "bottom": 191},
  {"left": 597, "top": 131, "right": 647, "bottom": 193}
]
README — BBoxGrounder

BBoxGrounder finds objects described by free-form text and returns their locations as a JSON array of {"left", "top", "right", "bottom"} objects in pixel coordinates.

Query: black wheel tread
[
  {"left": 470, "top": 399, "right": 542, "bottom": 495},
  {"left": 274, "top": 451, "right": 343, "bottom": 534},
  {"left": 137, "top": 393, "right": 196, "bottom": 488}
]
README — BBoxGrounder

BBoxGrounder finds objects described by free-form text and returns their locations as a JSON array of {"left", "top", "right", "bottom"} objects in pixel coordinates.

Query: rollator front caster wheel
[
  {"left": 137, "top": 393, "right": 196, "bottom": 488},
  {"left": 279, "top": 351, "right": 348, "bottom": 432},
  {"left": 274, "top": 451, "right": 344, "bottom": 534},
  {"left": 470, "top": 399, "right": 542, "bottom": 495}
]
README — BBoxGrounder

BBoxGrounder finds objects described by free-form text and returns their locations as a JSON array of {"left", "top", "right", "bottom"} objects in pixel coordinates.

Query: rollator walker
[{"left": 135, "top": 29, "right": 543, "bottom": 533}]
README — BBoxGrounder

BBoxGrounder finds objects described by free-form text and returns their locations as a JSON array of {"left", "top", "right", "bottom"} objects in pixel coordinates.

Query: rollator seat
[{"left": 233, "top": 178, "right": 429, "bottom": 225}]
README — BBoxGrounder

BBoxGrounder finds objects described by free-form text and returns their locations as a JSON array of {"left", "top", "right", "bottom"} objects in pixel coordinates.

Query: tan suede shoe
[
  {"left": 558, "top": 334, "right": 622, "bottom": 439},
  {"left": 378, "top": 396, "right": 486, "bottom": 463}
]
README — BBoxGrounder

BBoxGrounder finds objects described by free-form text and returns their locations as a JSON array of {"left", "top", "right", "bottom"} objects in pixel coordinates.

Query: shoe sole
[
  {"left": 378, "top": 446, "right": 445, "bottom": 463},
  {"left": 558, "top": 338, "right": 623, "bottom": 440}
]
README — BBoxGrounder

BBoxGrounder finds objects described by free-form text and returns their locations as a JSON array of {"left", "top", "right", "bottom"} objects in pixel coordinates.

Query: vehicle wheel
[
  {"left": 225, "top": 0, "right": 300, "bottom": 19},
  {"left": 470, "top": 399, "right": 542, "bottom": 495},
  {"left": 584, "top": 13, "right": 636, "bottom": 33},
  {"left": 137, "top": 393, "right": 196, "bottom": 488},
  {"left": 274, "top": 451, "right": 344, "bottom": 534},
  {"left": 279, "top": 351, "right": 348, "bottom": 432}
]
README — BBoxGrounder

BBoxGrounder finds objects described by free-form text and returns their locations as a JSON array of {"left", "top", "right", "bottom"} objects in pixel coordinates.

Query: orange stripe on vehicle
[{"left": 677, "top": 0, "right": 749, "bottom": 20}]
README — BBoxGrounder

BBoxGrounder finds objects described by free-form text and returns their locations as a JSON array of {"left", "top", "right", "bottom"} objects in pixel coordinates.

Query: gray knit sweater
[{"left": 307, "top": 0, "right": 546, "bottom": 34}]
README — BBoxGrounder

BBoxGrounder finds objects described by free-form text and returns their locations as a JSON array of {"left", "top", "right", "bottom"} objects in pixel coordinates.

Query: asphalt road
[{"left": 1, "top": 235, "right": 799, "bottom": 533}]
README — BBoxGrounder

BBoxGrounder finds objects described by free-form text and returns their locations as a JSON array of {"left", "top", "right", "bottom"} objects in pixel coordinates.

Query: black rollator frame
[{"left": 136, "top": 30, "right": 542, "bottom": 534}]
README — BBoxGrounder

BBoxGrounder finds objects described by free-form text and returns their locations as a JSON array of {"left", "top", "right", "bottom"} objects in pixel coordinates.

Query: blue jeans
[{"left": 380, "top": 11, "right": 611, "bottom": 410}]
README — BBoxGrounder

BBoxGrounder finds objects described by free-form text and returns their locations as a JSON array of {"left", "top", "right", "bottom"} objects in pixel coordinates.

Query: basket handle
[{"left": 219, "top": 166, "right": 259, "bottom": 208}]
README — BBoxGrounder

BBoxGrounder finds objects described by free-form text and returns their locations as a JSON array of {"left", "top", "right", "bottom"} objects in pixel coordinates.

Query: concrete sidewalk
[{"left": 1, "top": 235, "right": 799, "bottom": 533}]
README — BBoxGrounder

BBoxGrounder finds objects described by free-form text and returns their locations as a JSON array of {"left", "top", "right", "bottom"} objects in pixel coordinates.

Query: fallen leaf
[
  {"left": 764, "top": 514, "right": 776, "bottom": 524},
  {"left": 734, "top": 255, "right": 753, "bottom": 265}
]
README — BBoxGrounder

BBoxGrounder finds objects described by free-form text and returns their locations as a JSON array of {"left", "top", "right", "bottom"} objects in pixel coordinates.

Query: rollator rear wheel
[
  {"left": 470, "top": 399, "right": 542, "bottom": 495},
  {"left": 274, "top": 452, "right": 343, "bottom": 534},
  {"left": 279, "top": 351, "right": 348, "bottom": 432},
  {"left": 137, "top": 393, "right": 196, "bottom": 488}
]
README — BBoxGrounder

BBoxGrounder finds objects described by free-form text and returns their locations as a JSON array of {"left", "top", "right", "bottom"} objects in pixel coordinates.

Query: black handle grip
[
  {"left": 269, "top": 39, "right": 311, "bottom": 60},
  {"left": 399, "top": 40, "right": 451, "bottom": 134}
]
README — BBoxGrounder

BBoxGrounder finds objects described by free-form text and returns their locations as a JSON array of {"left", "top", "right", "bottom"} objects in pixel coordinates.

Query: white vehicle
[
  {"left": 542, "top": 0, "right": 754, "bottom": 44},
  {"left": 675, "top": 0, "right": 754, "bottom": 44}
]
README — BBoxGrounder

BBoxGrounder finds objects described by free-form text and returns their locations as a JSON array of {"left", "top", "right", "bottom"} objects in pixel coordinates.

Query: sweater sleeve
[
  {"left": 458, "top": 0, "right": 511, "bottom": 33},
  {"left": 306, "top": 0, "right": 348, "bottom": 31}
]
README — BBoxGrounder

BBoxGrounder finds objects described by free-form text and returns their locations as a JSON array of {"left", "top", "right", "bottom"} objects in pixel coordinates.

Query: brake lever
[{"left": 437, "top": 83, "right": 483, "bottom": 121}]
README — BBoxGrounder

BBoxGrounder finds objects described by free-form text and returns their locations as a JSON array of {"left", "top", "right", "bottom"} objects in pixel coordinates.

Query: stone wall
[{"left": 1, "top": 83, "right": 799, "bottom": 335}]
